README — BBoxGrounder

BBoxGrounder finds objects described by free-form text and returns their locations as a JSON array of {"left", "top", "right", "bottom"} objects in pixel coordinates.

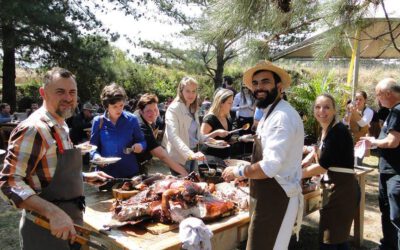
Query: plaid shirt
[{"left": 0, "top": 107, "right": 73, "bottom": 208}]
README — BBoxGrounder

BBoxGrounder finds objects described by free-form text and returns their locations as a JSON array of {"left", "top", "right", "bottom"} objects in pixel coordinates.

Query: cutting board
[{"left": 142, "top": 222, "right": 179, "bottom": 235}]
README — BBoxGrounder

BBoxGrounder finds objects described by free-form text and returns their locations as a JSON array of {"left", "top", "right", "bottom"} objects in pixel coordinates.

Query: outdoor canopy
[{"left": 271, "top": 18, "right": 400, "bottom": 98}]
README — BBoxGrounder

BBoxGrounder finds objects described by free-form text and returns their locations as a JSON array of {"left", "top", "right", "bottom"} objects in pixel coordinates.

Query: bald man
[{"left": 359, "top": 78, "right": 400, "bottom": 250}]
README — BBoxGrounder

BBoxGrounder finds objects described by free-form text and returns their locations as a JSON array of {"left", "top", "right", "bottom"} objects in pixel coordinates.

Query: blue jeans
[{"left": 379, "top": 174, "right": 400, "bottom": 250}]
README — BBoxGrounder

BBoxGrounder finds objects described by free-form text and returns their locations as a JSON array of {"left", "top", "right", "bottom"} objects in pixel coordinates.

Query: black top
[
  {"left": 69, "top": 112, "right": 92, "bottom": 145},
  {"left": 134, "top": 110, "right": 160, "bottom": 164},
  {"left": 377, "top": 106, "right": 390, "bottom": 122},
  {"left": 319, "top": 122, "right": 354, "bottom": 170},
  {"left": 379, "top": 103, "right": 400, "bottom": 174},
  {"left": 200, "top": 114, "right": 232, "bottom": 159}
]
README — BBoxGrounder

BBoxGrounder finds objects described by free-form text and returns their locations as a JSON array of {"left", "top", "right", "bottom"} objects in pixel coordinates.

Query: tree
[
  {"left": 207, "top": 0, "right": 400, "bottom": 61},
  {"left": 142, "top": 0, "right": 245, "bottom": 89},
  {"left": 0, "top": 0, "right": 143, "bottom": 110},
  {"left": 55, "top": 35, "right": 117, "bottom": 102}
]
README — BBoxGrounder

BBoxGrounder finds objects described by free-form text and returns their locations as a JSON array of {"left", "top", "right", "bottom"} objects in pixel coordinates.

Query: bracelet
[
  {"left": 188, "top": 155, "right": 193, "bottom": 161},
  {"left": 233, "top": 167, "right": 240, "bottom": 177},
  {"left": 239, "top": 164, "right": 247, "bottom": 177},
  {"left": 234, "top": 164, "right": 247, "bottom": 177}
]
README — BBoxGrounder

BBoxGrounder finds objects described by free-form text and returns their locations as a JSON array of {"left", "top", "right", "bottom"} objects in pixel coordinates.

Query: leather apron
[
  {"left": 247, "top": 100, "right": 289, "bottom": 250},
  {"left": 20, "top": 126, "right": 84, "bottom": 250},
  {"left": 319, "top": 169, "right": 359, "bottom": 244}
]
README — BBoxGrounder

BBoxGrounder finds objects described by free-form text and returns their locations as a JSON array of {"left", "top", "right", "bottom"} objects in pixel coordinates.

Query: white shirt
[
  {"left": 231, "top": 92, "right": 255, "bottom": 118},
  {"left": 256, "top": 100, "right": 304, "bottom": 197},
  {"left": 342, "top": 106, "right": 374, "bottom": 127},
  {"left": 358, "top": 106, "right": 374, "bottom": 127}
]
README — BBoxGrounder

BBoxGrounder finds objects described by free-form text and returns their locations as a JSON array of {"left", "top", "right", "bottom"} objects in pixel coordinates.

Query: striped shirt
[{"left": 0, "top": 107, "right": 73, "bottom": 208}]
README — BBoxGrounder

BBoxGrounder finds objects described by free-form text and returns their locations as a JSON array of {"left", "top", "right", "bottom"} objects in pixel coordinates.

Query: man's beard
[
  {"left": 254, "top": 87, "right": 279, "bottom": 109},
  {"left": 56, "top": 102, "right": 75, "bottom": 119}
]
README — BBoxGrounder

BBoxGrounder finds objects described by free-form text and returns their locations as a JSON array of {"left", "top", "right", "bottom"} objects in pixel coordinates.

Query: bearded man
[
  {"left": 0, "top": 67, "right": 112, "bottom": 249},
  {"left": 222, "top": 61, "right": 304, "bottom": 250}
]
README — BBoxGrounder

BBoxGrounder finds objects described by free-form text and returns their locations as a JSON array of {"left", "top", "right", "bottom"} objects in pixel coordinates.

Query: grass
[{"left": 0, "top": 207, "right": 21, "bottom": 250}]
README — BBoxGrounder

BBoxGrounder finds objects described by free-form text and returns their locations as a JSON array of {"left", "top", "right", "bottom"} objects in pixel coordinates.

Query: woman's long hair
[
  {"left": 240, "top": 85, "right": 255, "bottom": 105},
  {"left": 176, "top": 76, "right": 199, "bottom": 113},
  {"left": 208, "top": 88, "right": 234, "bottom": 118}
]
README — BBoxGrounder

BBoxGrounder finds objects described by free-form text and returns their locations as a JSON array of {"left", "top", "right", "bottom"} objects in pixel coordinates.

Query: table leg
[{"left": 354, "top": 174, "right": 366, "bottom": 247}]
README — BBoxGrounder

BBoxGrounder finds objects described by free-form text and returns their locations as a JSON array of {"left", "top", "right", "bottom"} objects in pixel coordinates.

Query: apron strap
[{"left": 49, "top": 126, "right": 64, "bottom": 154}]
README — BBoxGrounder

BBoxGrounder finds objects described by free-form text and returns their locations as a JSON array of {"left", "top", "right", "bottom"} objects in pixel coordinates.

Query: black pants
[{"left": 379, "top": 174, "right": 400, "bottom": 250}]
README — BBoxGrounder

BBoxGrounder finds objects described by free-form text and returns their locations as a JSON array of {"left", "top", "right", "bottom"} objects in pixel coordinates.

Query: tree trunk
[
  {"left": 213, "top": 40, "right": 225, "bottom": 90},
  {"left": 1, "top": 23, "right": 17, "bottom": 111}
]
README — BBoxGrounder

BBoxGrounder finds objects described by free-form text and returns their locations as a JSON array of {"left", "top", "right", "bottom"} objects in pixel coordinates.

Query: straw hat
[{"left": 243, "top": 60, "right": 291, "bottom": 91}]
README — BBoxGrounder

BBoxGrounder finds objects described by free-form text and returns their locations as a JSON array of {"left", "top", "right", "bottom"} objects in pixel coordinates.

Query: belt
[{"left": 329, "top": 167, "right": 355, "bottom": 174}]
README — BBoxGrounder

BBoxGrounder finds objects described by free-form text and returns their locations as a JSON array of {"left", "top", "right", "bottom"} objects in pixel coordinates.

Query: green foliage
[
  {"left": 0, "top": 0, "right": 146, "bottom": 108},
  {"left": 16, "top": 80, "right": 42, "bottom": 111},
  {"left": 289, "top": 70, "right": 351, "bottom": 140}
]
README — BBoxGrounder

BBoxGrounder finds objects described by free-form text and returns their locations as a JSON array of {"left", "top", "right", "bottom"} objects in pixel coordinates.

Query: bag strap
[{"left": 98, "top": 116, "right": 104, "bottom": 130}]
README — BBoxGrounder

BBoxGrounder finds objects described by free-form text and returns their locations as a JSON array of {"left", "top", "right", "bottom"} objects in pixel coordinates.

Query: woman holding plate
[
  {"left": 90, "top": 83, "right": 146, "bottom": 178},
  {"left": 162, "top": 77, "right": 224, "bottom": 175},
  {"left": 200, "top": 88, "right": 234, "bottom": 159}
]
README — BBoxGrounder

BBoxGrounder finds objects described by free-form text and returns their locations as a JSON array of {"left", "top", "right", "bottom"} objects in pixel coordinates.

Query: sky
[
  {"left": 96, "top": 0, "right": 400, "bottom": 56},
  {"left": 94, "top": 1, "right": 197, "bottom": 56}
]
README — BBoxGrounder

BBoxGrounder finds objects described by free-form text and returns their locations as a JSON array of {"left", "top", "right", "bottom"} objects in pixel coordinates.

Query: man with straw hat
[{"left": 223, "top": 60, "right": 304, "bottom": 249}]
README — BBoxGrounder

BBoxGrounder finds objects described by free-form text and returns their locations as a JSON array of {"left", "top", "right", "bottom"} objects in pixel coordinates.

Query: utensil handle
[
  {"left": 228, "top": 128, "right": 242, "bottom": 134},
  {"left": 27, "top": 214, "right": 88, "bottom": 246}
]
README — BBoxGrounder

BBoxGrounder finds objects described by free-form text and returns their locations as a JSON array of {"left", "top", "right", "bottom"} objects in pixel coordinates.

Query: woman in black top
[
  {"left": 200, "top": 88, "right": 233, "bottom": 159},
  {"left": 302, "top": 94, "right": 359, "bottom": 250}
]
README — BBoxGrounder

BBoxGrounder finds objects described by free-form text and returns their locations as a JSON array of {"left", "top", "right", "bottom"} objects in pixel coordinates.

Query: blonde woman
[
  {"left": 162, "top": 77, "right": 205, "bottom": 175},
  {"left": 163, "top": 77, "right": 228, "bottom": 175},
  {"left": 200, "top": 88, "right": 233, "bottom": 159}
]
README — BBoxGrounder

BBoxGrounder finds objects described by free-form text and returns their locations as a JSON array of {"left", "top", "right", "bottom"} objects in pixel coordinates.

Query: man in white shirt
[{"left": 222, "top": 60, "right": 304, "bottom": 250}]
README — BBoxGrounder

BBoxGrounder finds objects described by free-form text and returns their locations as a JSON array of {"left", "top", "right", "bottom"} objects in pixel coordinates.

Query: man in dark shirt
[
  {"left": 134, "top": 94, "right": 188, "bottom": 176},
  {"left": 360, "top": 78, "right": 400, "bottom": 250},
  {"left": 69, "top": 102, "right": 95, "bottom": 145}
]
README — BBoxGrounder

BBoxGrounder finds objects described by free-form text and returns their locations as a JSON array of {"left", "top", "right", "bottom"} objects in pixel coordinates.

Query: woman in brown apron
[
  {"left": 343, "top": 91, "right": 374, "bottom": 165},
  {"left": 303, "top": 94, "right": 360, "bottom": 250}
]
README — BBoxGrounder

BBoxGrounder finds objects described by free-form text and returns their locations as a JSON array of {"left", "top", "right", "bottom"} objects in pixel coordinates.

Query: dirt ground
[{"left": 0, "top": 155, "right": 382, "bottom": 250}]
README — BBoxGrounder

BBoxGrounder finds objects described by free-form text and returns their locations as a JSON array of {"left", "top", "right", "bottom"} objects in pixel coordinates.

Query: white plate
[
  {"left": 204, "top": 141, "right": 230, "bottom": 149},
  {"left": 90, "top": 157, "right": 121, "bottom": 165},
  {"left": 75, "top": 143, "right": 97, "bottom": 153},
  {"left": 224, "top": 159, "right": 250, "bottom": 168},
  {"left": 0, "top": 149, "right": 6, "bottom": 155}
]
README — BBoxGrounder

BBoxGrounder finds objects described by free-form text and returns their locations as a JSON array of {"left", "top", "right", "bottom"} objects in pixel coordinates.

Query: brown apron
[
  {"left": 246, "top": 136, "right": 289, "bottom": 250},
  {"left": 20, "top": 127, "right": 84, "bottom": 250},
  {"left": 349, "top": 111, "right": 369, "bottom": 143},
  {"left": 319, "top": 170, "right": 359, "bottom": 244}
]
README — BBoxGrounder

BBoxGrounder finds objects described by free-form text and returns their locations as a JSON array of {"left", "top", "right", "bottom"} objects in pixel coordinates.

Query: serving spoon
[{"left": 228, "top": 123, "right": 250, "bottom": 134}]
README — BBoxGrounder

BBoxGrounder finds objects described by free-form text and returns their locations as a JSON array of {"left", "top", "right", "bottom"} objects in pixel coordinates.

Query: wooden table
[
  {"left": 83, "top": 166, "right": 374, "bottom": 249},
  {"left": 84, "top": 185, "right": 249, "bottom": 250},
  {"left": 353, "top": 166, "right": 374, "bottom": 247}
]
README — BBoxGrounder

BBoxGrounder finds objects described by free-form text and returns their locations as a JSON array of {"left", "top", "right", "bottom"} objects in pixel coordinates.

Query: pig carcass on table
[{"left": 112, "top": 173, "right": 236, "bottom": 224}]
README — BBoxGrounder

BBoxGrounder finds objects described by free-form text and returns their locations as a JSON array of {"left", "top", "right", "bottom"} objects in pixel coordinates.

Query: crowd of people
[{"left": 0, "top": 62, "right": 398, "bottom": 250}]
